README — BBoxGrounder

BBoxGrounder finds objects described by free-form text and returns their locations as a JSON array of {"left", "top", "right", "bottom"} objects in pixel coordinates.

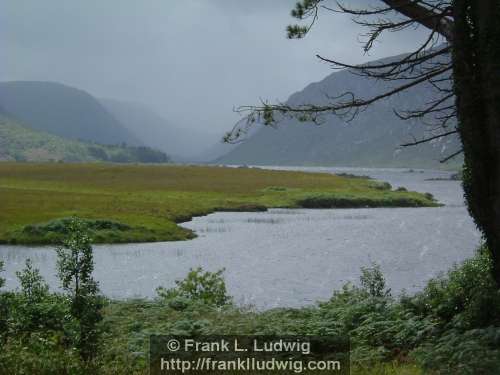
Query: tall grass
[{"left": 0, "top": 163, "right": 436, "bottom": 244}]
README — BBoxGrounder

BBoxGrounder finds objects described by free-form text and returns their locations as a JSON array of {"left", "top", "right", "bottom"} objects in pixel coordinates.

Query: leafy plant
[
  {"left": 157, "top": 267, "right": 232, "bottom": 307},
  {"left": 0, "top": 260, "right": 7, "bottom": 348},
  {"left": 0, "top": 260, "right": 4, "bottom": 289},
  {"left": 56, "top": 217, "right": 103, "bottom": 362},
  {"left": 16, "top": 258, "right": 49, "bottom": 302},
  {"left": 360, "top": 262, "right": 391, "bottom": 298}
]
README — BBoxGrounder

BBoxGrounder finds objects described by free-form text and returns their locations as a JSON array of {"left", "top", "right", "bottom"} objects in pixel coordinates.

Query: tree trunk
[{"left": 453, "top": 0, "right": 500, "bottom": 284}]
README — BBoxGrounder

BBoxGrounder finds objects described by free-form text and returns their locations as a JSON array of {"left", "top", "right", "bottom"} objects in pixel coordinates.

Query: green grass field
[{"left": 0, "top": 162, "right": 438, "bottom": 244}]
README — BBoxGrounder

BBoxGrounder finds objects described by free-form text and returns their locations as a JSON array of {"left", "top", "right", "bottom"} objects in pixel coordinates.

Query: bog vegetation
[
  {"left": 0, "top": 163, "right": 437, "bottom": 244},
  {"left": 0, "top": 219, "right": 499, "bottom": 374}
]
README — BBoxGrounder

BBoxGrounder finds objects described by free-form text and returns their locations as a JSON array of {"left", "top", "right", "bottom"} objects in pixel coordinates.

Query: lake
[{"left": 0, "top": 167, "right": 481, "bottom": 309}]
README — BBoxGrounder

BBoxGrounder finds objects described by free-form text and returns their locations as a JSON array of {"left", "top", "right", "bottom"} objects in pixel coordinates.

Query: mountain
[
  {"left": 0, "top": 81, "right": 141, "bottom": 146},
  {"left": 100, "top": 99, "right": 225, "bottom": 161},
  {"left": 0, "top": 115, "right": 169, "bottom": 163},
  {"left": 217, "top": 53, "right": 462, "bottom": 169}
]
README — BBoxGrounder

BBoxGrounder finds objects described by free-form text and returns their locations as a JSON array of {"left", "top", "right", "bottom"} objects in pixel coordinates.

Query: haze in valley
[{"left": 2, "top": 0, "right": 430, "bottom": 158}]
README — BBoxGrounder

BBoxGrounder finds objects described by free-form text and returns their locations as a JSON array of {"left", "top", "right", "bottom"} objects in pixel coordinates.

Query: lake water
[{"left": 0, "top": 167, "right": 481, "bottom": 309}]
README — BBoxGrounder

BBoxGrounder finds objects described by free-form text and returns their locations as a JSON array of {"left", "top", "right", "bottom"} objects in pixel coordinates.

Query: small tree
[
  {"left": 0, "top": 260, "right": 6, "bottom": 345},
  {"left": 360, "top": 262, "right": 391, "bottom": 298},
  {"left": 0, "top": 260, "right": 4, "bottom": 289},
  {"left": 56, "top": 217, "right": 102, "bottom": 362},
  {"left": 13, "top": 259, "right": 53, "bottom": 333},
  {"left": 16, "top": 258, "right": 49, "bottom": 303}
]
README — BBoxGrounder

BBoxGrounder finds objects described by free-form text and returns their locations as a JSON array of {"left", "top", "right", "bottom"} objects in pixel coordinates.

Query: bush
[
  {"left": 157, "top": 267, "right": 232, "bottom": 307},
  {"left": 11, "top": 259, "right": 64, "bottom": 334},
  {"left": 296, "top": 194, "right": 427, "bottom": 208},
  {"left": 0, "top": 260, "right": 4, "bottom": 289},
  {"left": 412, "top": 327, "right": 500, "bottom": 375},
  {"left": 360, "top": 263, "right": 391, "bottom": 298},
  {"left": 0, "top": 261, "right": 6, "bottom": 347},
  {"left": 23, "top": 217, "right": 131, "bottom": 236},
  {"left": 405, "top": 246, "right": 500, "bottom": 329},
  {"left": 369, "top": 181, "right": 392, "bottom": 190}
]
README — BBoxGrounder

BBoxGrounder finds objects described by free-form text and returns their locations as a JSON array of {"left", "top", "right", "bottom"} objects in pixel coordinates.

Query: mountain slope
[
  {"left": 100, "top": 98, "right": 230, "bottom": 161},
  {"left": 0, "top": 115, "right": 169, "bottom": 163},
  {"left": 0, "top": 81, "right": 141, "bottom": 145},
  {"left": 218, "top": 53, "right": 461, "bottom": 168}
]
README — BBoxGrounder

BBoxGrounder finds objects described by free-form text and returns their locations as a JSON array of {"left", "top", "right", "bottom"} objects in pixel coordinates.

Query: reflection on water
[{"left": 0, "top": 167, "right": 481, "bottom": 309}]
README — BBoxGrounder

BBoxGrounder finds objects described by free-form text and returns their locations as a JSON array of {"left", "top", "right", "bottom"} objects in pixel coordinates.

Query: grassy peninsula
[{"left": 0, "top": 162, "right": 438, "bottom": 244}]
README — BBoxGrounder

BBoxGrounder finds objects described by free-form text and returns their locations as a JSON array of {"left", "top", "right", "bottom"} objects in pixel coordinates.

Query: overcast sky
[{"left": 2, "top": 0, "right": 428, "bottom": 142}]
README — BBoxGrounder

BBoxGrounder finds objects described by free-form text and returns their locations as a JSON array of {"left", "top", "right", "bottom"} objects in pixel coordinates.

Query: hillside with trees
[{"left": 0, "top": 115, "right": 169, "bottom": 163}]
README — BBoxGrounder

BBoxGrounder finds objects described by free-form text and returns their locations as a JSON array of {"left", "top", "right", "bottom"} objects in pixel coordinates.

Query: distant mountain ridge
[
  {"left": 217, "top": 53, "right": 462, "bottom": 169},
  {"left": 0, "top": 81, "right": 141, "bottom": 146}
]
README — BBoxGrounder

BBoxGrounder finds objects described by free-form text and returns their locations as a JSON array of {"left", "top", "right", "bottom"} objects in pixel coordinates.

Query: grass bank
[{"left": 0, "top": 162, "right": 438, "bottom": 244}]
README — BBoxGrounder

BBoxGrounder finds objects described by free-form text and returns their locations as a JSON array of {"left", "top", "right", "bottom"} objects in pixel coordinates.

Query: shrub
[
  {"left": 296, "top": 194, "right": 427, "bottom": 208},
  {"left": 56, "top": 217, "right": 104, "bottom": 362},
  {"left": 369, "top": 181, "right": 392, "bottom": 190},
  {"left": 157, "top": 267, "right": 232, "bottom": 307},
  {"left": 360, "top": 263, "right": 391, "bottom": 298},
  {"left": 16, "top": 258, "right": 49, "bottom": 302},
  {"left": 413, "top": 327, "right": 500, "bottom": 375},
  {"left": 11, "top": 259, "right": 64, "bottom": 334},
  {"left": 0, "top": 261, "right": 6, "bottom": 347},
  {"left": 405, "top": 246, "right": 500, "bottom": 329},
  {"left": 0, "top": 260, "right": 4, "bottom": 289},
  {"left": 23, "top": 218, "right": 131, "bottom": 236}
]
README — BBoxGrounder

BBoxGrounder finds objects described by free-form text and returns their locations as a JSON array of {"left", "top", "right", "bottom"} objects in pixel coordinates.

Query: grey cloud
[{"left": 2, "top": 0, "right": 428, "bottom": 147}]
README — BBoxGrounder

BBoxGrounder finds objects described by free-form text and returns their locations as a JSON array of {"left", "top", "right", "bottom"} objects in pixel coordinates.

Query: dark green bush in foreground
[{"left": 0, "top": 218, "right": 104, "bottom": 374}]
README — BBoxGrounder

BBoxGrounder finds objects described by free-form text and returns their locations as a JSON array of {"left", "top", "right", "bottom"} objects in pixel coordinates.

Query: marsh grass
[{"left": 0, "top": 163, "right": 437, "bottom": 244}]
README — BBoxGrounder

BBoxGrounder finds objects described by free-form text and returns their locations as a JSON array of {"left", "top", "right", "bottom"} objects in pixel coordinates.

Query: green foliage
[
  {"left": 0, "top": 115, "right": 169, "bottom": 163},
  {"left": 157, "top": 267, "right": 232, "bottom": 307},
  {"left": 24, "top": 217, "right": 131, "bottom": 236},
  {"left": 16, "top": 259, "right": 49, "bottom": 302},
  {"left": 12, "top": 259, "right": 61, "bottom": 335},
  {"left": 296, "top": 193, "right": 436, "bottom": 208},
  {"left": 0, "top": 260, "right": 6, "bottom": 347},
  {"left": 2, "top": 250, "right": 497, "bottom": 374},
  {"left": 360, "top": 263, "right": 391, "bottom": 298},
  {"left": 412, "top": 327, "right": 500, "bottom": 375},
  {"left": 0, "top": 260, "right": 4, "bottom": 289},
  {"left": 406, "top": 246, "right": 500, "bottom": 328},
  {"left": 287, "top": 1, "right": 320, "bottom": 39},
  {"left": 369, "top": 181, "right": 393, "bottom": 190},
  {"left": 56, "top": 218, "right": 96, "bottom": 295},
  {"left": 56, "top": 217, "right": 103, "bottom": 362}
]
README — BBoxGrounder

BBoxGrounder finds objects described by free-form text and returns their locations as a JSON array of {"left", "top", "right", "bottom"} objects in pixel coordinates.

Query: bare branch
[{"left": 401, "top": 129, "right": 458, "bottom": 146}]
